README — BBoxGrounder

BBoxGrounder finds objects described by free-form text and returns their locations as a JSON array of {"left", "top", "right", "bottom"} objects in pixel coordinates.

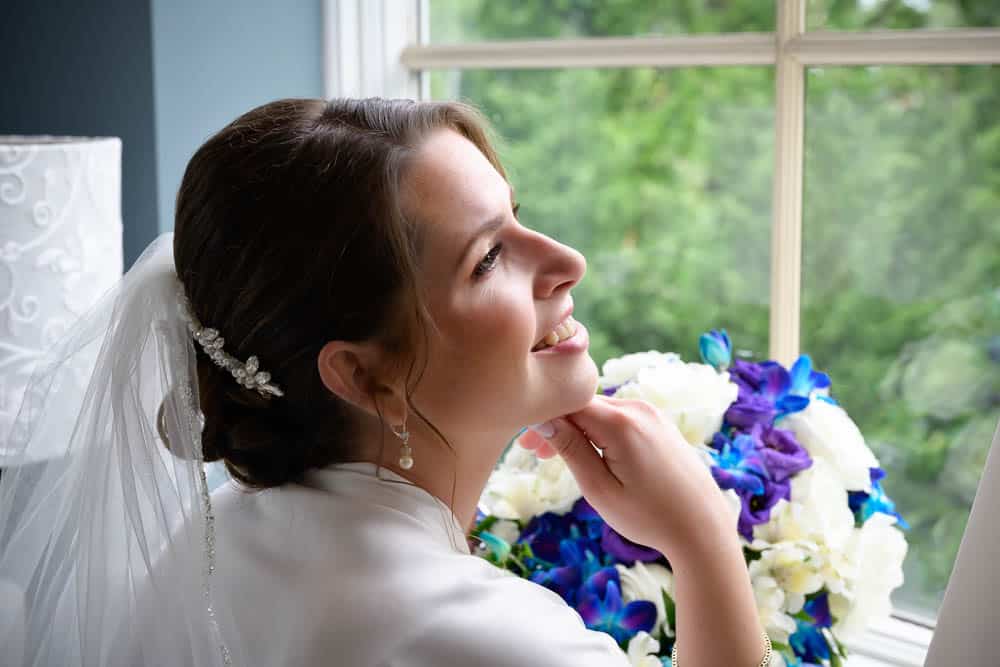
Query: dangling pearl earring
[{"left": 392, "top": 422, "right": 413, "bottom": 470}]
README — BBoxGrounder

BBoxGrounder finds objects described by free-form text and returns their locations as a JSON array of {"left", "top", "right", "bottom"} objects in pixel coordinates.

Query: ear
[{"left": 316, "top": 340, "right": 403, "bottom": 422}]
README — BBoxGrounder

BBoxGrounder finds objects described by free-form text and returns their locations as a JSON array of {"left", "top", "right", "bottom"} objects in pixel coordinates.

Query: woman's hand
[{"left": 520, "top": 394, "right": 734, "bottom": 558}]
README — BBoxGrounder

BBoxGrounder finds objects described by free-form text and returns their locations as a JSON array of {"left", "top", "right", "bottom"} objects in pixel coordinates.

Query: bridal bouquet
[{"left": 473, "top": 330, "right": 909, "bottom": 667}]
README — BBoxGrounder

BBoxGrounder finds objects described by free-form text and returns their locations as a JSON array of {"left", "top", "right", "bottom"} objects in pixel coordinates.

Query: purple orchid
[
  {"left": 724, "top": 393, "right": 778, "bottom": 430},
  {"left": 600, "top": 524, "right": 664, "bottom": 565},
  {"left": 730, "top": 358, "right": 766, "bottom": 395},
  {"left": 755, "top": 423, "right": 812, "bottom": 482},
  {"left": 572, "top": 497, "right": 663, "bottom": 565},
  {"left": 737, "top": 478, "right": 791, "bottom": 541}
]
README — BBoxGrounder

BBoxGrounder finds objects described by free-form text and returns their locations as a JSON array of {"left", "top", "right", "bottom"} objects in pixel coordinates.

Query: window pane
[
  {"left": 802, "top": 64, "right": 1000, "bottom": 617},
  {"left": 429, "top": 66, "right": 774, "bottom": 368},
  {"left": 428, "top": 0, "right": 775, "bottom": 42},
  {"left": 807, "top": 0, "right": 1000, "bottom": 30}
]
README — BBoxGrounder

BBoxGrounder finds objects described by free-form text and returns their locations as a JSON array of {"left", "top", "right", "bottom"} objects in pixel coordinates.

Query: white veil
[{"left": 0, "top": 233, "right": 242, "bottom": 666}]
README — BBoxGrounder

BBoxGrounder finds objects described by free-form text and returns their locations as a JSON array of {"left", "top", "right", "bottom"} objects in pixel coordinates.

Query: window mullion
[{"left": 768, "top": 0, "right": 805, "bottom": 365}]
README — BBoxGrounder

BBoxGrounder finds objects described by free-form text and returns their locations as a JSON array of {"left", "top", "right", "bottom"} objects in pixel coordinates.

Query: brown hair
[{"left": 173, "top": 97, "right": 508, "bottom": 490}]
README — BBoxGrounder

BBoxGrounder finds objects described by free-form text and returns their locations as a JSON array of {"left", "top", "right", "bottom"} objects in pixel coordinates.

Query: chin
[{"left": 549, "top": 354, "right": 601, "bottom": 417}]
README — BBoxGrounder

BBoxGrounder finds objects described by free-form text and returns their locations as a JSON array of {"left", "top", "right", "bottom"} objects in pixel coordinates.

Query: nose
[{"left": 532, "top": 232, "right": 587, "bottom": 300}]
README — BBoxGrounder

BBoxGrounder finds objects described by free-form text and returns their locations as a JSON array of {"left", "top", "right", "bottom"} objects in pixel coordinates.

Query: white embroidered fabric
[{"left": 0, "top": 136, "right": 123, "bottom": 454}]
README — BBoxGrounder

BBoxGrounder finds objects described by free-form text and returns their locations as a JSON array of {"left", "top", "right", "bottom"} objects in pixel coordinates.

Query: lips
[{"left": 532, "top": 303, "right": 575, "bottom": 350}]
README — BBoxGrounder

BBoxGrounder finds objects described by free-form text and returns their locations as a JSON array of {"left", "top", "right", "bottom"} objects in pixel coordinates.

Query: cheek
[
  {"left": 430, "top": 299, "right": 532, "bottom": 391},
  {"left": 460, "top": 300, "right": 530, "bottom": 370}
]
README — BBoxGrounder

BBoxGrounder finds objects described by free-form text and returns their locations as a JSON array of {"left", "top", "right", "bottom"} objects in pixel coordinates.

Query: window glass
[{"left": 802, "top": 64, "right": 1000, "bottom": 615}]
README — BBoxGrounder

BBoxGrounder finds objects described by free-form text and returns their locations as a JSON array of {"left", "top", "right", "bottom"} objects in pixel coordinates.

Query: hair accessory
[
  {"left": 671, "top": 630, "right": 772, "bottom": 667},
  {"left": 178, "top": 286, "right": 285, "bottom": 398},
  {"left": 392, "top": 422, "right": 413, "bottom": 470}
]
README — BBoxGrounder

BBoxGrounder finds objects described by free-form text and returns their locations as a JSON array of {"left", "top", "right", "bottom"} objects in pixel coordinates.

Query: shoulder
[{"left": 391, "top": 558, "right": 632, "bottom": 667}]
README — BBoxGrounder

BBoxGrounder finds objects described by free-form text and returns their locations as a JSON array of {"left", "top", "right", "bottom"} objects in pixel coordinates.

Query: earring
[{"left": 392, "top": 422, "right": 413, "bottom": 470}]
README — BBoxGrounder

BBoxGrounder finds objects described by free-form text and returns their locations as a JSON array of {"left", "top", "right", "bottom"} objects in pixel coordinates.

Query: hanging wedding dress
[{"left": 0, "top": 234, "right": 630, "bottom": 666}]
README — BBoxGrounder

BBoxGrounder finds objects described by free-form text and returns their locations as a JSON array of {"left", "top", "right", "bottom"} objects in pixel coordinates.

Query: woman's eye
[
  {"left": 473, "top": 242, "right": 503, "bottom": 278},
  {"left": 471, "top": 202, "right": 519, "bottom": 279}
]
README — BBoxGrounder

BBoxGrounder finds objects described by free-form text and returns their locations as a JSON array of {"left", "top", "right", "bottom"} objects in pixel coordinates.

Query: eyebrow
[{"left": 456, "top": 184, "right": 515, "bottom": 272}]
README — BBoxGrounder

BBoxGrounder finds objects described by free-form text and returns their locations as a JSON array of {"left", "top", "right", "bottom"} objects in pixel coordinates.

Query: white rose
[
  {"left": 752, "top": 459, "right": 855, "bottom": 552},
  {"left": 479, "top": 445, "right": 582, "bottom": 520},
  {"left": 781, "top": 399, "right": 880, "bottom": 492},
  {"left": 599, "top": 351, "right": 681, "bottom": 390},
  {"left": 625, "top": 631, "right": 662, "bottom": 667},
  {"left": 614, "top": 362, "right": 738, "bottom": 446},
  {"left": 616, "top": 561, "right": 675, "bottom": 639},
  {"left": 834, "top": 513, "right": 908, "bottom": 641}
]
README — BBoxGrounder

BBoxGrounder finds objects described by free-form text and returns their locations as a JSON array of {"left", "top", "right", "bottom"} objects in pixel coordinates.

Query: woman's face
[{"left": 399, "top": 128, "right": 599, "bottom": 441}]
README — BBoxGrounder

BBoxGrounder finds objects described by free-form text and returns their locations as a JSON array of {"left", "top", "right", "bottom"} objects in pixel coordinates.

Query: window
[{"left": 325, "top": 0, "right": 1000, "bottom": 661}]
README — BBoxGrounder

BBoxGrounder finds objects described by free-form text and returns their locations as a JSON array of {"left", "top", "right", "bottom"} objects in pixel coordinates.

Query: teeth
[{"left": 534, "top": 317, "right": 577, "bottom": 351}]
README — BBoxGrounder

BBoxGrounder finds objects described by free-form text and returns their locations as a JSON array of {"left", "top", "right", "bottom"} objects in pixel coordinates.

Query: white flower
[
  {"left": 625, "top": 631, "right": 662, "bottom": 667},
  {"left": 781, "top": 399, "right": 880, "bottom": 492},
  {"left": 833, "top": 513, "right": 908, "bottom": 641},
  {"left": 747, "top": 564, "right": 797, "bottom": 644},
  {"left": 479, "top": 444, "right": 582, "bottom": 520},
  {"left": 613, "top": 362, "right": 739, "bottom": 446},
  {"left": 599, "top": 351, "right": 681, "bottom": 390},
  {"left": 752, "top": 460, "right": 855, "bottom": 552},
  {"left": 616, "top": 561, "right": 675, "bottom": 639},
  {"left": 749, "top": 542, "right": 825, "bottom": 617},
  {"left": 488, "top": 519, "right": 520, "bottom": 545}
]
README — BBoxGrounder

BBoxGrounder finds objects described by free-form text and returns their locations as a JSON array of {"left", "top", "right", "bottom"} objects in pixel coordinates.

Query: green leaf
[{"left": 662, "top": 590, "right": 677, "bottom": 634}]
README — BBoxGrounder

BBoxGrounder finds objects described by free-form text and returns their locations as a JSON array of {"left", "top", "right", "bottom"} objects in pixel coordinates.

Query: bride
[{"left": 0, "top": 97, "right": 768, "bottom": 666}]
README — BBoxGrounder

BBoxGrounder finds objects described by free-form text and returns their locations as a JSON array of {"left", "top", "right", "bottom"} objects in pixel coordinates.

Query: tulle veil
[{"left": 0, "top": 233, "right": 244, "bottom": 666}]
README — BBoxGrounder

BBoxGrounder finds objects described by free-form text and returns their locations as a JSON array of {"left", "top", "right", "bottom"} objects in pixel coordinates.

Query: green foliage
[{"left": 430, "top": 0, "right": 1000, "bottom": 618}]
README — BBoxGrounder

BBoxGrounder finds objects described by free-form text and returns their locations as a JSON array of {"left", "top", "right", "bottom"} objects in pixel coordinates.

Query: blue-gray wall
[
  {"left": 0, "top": 0, "right": 160, "bottom": 266},
  {"left": 151, "top": 0, "right": 324, "bottom": 235},
  {"left": 0, "top": 0, "right": 324, "bottom": 267}
]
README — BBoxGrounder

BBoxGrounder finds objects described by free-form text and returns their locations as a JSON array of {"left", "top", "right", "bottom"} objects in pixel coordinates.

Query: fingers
[
  {"left": 531, "top": 416, "right": 618, "bottom": 496},
  {"left": 517, "top": 429, "right": 558, "bottom": 458},
  {"left": 562, "top": 394, "right": 648, "bottom": 450}
]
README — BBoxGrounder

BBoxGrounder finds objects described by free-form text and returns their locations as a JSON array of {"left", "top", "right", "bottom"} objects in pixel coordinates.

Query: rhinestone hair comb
[{"left": 178, "top": 286, "right": 285, "bottom": 398}]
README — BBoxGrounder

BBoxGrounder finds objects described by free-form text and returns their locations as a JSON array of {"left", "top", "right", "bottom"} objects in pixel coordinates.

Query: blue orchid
[
  {"left": 804, "top": 592, "right": 833, "bottom": 628},
  {"left": 530, "top": 536, "right": 607, "bottom": 606},
  {"left": 530, "top": 562, "right": 582, "bottom": 605},
  {"left": 575, "top": 567, "right": 657, "bottom": 645},
  {"left": 789, "top": 618, "right": 831, "bottom": 663},
  {"left": 709, "top": 431, "right": 768, "bottom": 495},
  {"left": 758, "top": 362, "right": 811, "bottom": 417},
  {"left": 477, "top": 530, "right": 512, "bottom": 563},
  {"left": 788, "top": 355, "right": 831, "bottom": 398},
  {"left": 848, "top": 468, "right": 910, "bottom": 529},
  {"left": 699, "top": 329, "right": 732, "bottom": 370}
]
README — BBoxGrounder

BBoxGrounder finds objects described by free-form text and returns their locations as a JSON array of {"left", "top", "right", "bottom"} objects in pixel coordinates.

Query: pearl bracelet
[{"left": 670, "top": 631, "right": 772, "bottom": 667}]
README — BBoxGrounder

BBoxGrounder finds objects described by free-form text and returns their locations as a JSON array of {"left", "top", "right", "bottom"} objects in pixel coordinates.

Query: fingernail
[{"left": 529, "top": 421, "right": 556, "bottom": 438}]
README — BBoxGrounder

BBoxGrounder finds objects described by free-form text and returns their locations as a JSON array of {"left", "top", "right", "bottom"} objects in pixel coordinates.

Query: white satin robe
[{"left": 191, "top": 461, "right": 632, "bottom": 667}]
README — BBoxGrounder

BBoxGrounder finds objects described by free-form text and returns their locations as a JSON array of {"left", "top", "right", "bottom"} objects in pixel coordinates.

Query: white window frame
[{"left": 324, "top": 1, "right": 1000, "bottom": 663}]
